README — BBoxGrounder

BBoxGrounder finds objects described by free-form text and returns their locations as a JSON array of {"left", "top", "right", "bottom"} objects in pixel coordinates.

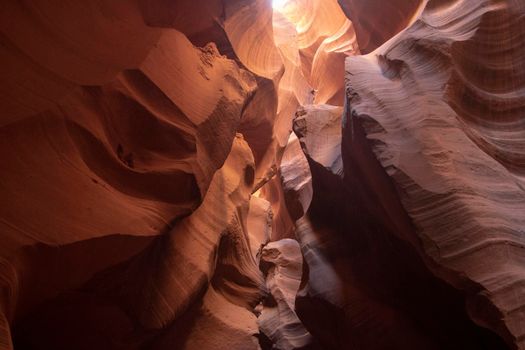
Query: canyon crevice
[{"left": 0, "top": 0, "right": 523, "bottom": 349}]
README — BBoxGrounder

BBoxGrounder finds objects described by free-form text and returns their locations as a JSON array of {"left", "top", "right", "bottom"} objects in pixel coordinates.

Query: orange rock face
[
  {"left": 344, "top": 0, "right": 525, "bottom": 348},
  {"left": 337, "top": 0, "right": 423, "bottom": 53},
  {"left": 0, "top": 0, "right": 523, "bottom": 349}
]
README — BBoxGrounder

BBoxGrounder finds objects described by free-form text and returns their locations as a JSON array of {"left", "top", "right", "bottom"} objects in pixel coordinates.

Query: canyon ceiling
[{"left": 0, "top": 0, "right": 524, "bottom": 349}]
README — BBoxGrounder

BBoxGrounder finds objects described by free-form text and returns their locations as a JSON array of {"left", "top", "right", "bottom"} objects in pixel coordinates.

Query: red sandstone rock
[
  {"left": 258, "top": 239, "right": 313, "bottom": 349},
  {"left": 0, "top": 0, "right": 522, "bottom": 349},
  {"left": 345, "top": 0, "right": 525, "bottom": 347},
  {"left": 337, "top": 0, "right": 423, "bottom": 53}
]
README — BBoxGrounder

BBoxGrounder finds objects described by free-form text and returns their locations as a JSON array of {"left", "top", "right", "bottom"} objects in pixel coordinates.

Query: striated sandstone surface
[
  {"left": 345, "top": 0, "right": 525, "bottom": 348},
  {"left": 280, "top": 103, "right": 509, "bottom": 349},
  {"left": 258, "top": 239, "right": 313, "bottom": 350},
  {"left": 337, "top": 0, "right": 424, "bottom": 53},
  {"left": 0, "top": 1, "right": 265, "bottom": 348},
  {"left": 0, "top": 0, "right": 523, "bottom": 349}
]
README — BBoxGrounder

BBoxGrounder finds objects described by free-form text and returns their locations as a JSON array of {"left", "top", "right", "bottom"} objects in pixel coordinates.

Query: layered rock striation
[
  {"left": 344, "top": 0, "right": 525, "bottom": 347},
  {"left": 0, "top": 0, "right": 523, "bottom": 349}
]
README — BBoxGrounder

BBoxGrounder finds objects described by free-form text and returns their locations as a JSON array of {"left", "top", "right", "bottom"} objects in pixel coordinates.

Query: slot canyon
[{"left": 0, "top": 0, "right": 524, "bottom": 349}]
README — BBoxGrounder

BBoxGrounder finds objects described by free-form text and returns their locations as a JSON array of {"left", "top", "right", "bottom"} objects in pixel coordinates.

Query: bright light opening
[{"left": 272, "top": 0, "right": 288, "bottom": 10}]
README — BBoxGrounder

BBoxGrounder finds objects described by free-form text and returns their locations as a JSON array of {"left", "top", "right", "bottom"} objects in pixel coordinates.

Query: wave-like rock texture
[
  {"left": 273, "top": 0, "right": 360, "bottom": 106},
  {"left": 276, "top": 104, "right": 511, "bottom": 349},
  {"left": 293, "top": 105, "right": 344, "bottom": 175},
  {"left": 1, "top": 0, "right": 523, "bottom": 348},
  {"left": 258, "top": 239, "right": 313, "bottom": 350},
  {"left": 12, "top": 135, "right": 264, "bottom": 349},
  {"left": 0, "top": 1, "right": 274, "bottom": 349},
  {"left": 337, "top": 0, "right": 423, "bottom": 53},
  {"left": 345, "top": 0, "right": 525, "bottom": 347}
]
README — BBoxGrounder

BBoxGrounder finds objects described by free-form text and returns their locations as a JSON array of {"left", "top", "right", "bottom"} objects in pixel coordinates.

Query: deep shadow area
[{"left": 293, "top": 110, "right": 511, "bottom": 350}]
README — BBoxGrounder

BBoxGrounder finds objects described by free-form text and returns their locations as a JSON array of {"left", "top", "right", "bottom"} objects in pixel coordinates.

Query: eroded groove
[{"left": 0, "top": 0, "right": 522, "bottom": 349}]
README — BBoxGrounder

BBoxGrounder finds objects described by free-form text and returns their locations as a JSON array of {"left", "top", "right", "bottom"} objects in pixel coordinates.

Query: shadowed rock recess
[{"left": 0, "top": 0, "right": 523, "bottom": 349}]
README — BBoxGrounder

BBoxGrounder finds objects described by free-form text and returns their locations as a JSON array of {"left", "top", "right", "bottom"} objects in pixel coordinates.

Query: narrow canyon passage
[{"left": 0, "top": 0, "right": 524, "bottom": 349}]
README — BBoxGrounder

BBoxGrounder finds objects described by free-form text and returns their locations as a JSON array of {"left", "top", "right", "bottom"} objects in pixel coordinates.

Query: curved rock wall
[
  {"left": 337, "top": 0, "right": 424, "bottom": 53},
  {"left": 345, "top": 0, "right": 525, "bottom": 347},
  {"left": 0, "top": 0, "right": 523, "bottom": 349},
  {"left": 0, "top": 1, "right": 267, "bottom": 349}
]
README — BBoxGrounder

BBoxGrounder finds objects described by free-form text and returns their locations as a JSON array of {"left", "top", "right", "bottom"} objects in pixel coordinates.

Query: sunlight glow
[{"left": 272, "top": 0, "right": 289, "bottom": 10}]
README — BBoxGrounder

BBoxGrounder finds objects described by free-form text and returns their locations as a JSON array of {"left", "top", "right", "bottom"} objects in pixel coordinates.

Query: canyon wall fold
[
  {"left": 0, "top": 1, "right": 269, "bottom": 348},
  {"left": 345, "top": 0, "right": 525, "bottom": 347},
  {"left": 0, "top": 0, "right": 523, "bottom": 349}
]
